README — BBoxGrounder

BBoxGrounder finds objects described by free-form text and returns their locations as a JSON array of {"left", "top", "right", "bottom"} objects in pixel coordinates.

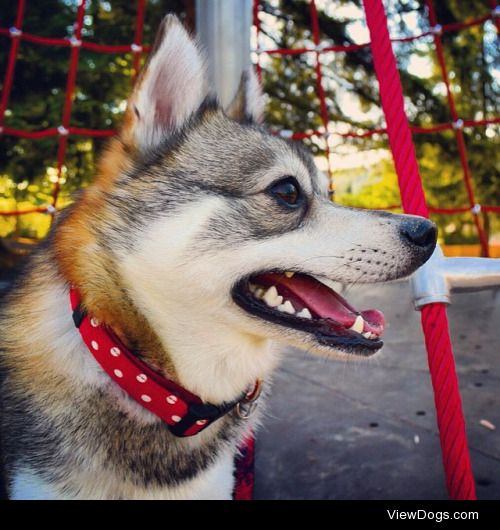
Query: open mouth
[{"left": 232, "top": 271, "right": 385, "bottom": 356}]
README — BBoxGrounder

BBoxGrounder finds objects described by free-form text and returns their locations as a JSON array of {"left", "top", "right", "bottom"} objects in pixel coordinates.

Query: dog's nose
[{"left": 400, "top": 217, "right": 437, "bottom": 249}]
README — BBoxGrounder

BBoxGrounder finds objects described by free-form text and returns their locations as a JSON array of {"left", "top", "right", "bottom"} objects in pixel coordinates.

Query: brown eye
[{"left": 269, "top": 177, "right": 303, "bottom": 208}]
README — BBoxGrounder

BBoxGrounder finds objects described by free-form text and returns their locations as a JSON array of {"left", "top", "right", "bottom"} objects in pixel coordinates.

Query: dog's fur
[{"left": 0, "top": 16, "right": 435, "bottom": 499}]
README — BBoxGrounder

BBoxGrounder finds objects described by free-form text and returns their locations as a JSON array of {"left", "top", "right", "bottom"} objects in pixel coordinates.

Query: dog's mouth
[{"left": 232, "top": 271, "right": 385, "bottom": 356}]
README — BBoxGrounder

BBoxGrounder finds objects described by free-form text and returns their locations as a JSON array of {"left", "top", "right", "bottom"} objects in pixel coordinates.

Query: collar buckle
[{"left": 236, "top": 379, "right": 263, "bottom": 420}]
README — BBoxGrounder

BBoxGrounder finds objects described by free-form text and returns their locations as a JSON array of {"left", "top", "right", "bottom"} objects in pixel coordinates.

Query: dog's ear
[
  {"left": 225, "top": 69, "right": 264, "bottom": 124},
  {"left": 122, "top": 15, "right": 208, "bottom": 152}
]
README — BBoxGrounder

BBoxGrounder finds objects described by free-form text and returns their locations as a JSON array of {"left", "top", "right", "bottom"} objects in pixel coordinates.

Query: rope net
[
  {"left": 1, "top": 1, "right": 499, "bottom": 249},
  {"left": 1, "top": 0, "right": 498, "bottom": 500}
]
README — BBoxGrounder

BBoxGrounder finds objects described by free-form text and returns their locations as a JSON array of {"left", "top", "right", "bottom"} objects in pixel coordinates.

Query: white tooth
[
  {"left": 263, "top": 286, "right": 283, "bottom": 307},
  {"left": 362, "top": 332, "right": 371, "bottom": 339},
  {"left": 349, "top": 315, "right": 364, "bottom": 334},
  {"left": 278, "top": 300, "right": 296, "bottom": 314},
  {"left": 255, "top": 288, "right": 265, "bottom": 298},
  {"left": 297, "top": 308, "right": 312, "bottom": 319},
  {"left": 284, "top": 271, "right": 295, "bottom": 278}
]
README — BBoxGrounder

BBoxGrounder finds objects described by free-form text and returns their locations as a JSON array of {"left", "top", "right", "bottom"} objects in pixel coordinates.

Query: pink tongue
[{"left": 256, "top": 273, "right": 384, "bottom": 335}]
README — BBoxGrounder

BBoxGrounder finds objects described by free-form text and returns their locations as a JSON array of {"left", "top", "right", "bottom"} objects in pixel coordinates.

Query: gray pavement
[{"left": 254, "top": 280, "right": 500, "bottom": 500}]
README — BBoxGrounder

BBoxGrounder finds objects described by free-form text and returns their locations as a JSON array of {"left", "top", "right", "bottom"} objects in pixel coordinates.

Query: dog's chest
[{"left": 10, "top": 449, "right": 235, "bottom": 500}]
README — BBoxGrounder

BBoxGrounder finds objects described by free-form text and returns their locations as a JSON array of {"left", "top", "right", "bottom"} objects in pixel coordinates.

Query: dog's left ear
[
  {"left": 225, "top": 69, "right": 265, "bottom": 124},
  {"left": 122, "top": 15, "right": 208, "bottom": 152}
]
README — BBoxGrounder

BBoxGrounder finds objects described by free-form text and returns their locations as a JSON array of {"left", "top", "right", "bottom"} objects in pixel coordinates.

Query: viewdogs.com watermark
[{"left": 387, "top": 510, "right": 479, "bottom": 523}]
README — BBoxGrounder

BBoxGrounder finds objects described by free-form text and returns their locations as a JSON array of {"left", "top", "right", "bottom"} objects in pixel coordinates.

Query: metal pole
[{"left": 196, "top": 0, "right": 252, "bottom": 108}]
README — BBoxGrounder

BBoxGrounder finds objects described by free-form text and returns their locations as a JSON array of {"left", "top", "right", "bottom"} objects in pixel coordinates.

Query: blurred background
[{"left": 0, "top": 0, "right": 498, "bottom": 263}]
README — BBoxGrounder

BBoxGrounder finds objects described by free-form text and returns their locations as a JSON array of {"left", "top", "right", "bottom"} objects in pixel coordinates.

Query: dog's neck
[{"left": 54, "top": 219, "right": 277, "bottom": 405}]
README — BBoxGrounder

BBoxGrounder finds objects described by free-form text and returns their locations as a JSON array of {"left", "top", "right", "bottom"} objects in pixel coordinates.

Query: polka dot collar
[{"left": 70, "top": 288, "right": 260, "bottom": 437}]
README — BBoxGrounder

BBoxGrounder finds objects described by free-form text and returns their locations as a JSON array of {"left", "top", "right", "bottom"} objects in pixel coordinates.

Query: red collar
[{"left": 69, "top": 288, "right": 261, "bottom": 437}]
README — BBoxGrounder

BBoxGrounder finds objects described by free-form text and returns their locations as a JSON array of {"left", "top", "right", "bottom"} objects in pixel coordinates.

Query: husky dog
[{"left": 0, "top": 16, "right": 436, "bottom": 499}]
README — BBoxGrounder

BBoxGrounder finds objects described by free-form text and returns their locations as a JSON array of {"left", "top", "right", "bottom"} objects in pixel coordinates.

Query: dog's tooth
[
  {"left": 263, "top": 286, "right": 283, "bottom": 307},
  {"left": 248, "top": 283, "right": 257, "bottom": 294},
  {"left": 362, "top": 332, "right": 371, "bottom": 339},
  {"left": 297, "top": 308, "right": 312, "bottom": 319},
  {"left": 255, "top": 287, "right": 265, "bottom": 298},
  {"left": 349, "top": 315, "right": 364, "bottom": 334},
  {"left": 278, "top": 300, "right": 296, "bottom": 314},
  {"left": 284, "top": 271, "right": 295, "bottom": 278}
]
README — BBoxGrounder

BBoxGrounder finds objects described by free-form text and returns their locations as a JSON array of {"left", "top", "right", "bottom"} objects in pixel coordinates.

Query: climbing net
[
  {"left": 1, "top": 0, "right": 499, "bottom": 501},
  {"left": 0, "top": 0, "right": 148, "bottom": 216},
  {"left": 1, "top": 0, "right": 499, "bottom": 253},
  {"left": 253, "top": 0, "right": 499, "bottom": 257}
]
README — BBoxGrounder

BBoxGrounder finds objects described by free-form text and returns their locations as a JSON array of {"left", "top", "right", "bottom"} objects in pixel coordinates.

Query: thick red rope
[
  {"left": 363, "top": 0, "right": 476, "bottom": 500},
  {"left": 421, "top": 304, "right": 476, "bottom": 499}
]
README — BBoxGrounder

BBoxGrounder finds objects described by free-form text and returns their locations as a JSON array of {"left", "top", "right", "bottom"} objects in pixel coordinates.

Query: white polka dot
[
  {"left": 141, "top": 394, "right": 152, "bottom": 403},
  {"left": 90, "top": 317, "right": 100, "bottom": 327},
  {"left": 114, "top": 369, "right": 123, "bottom": 378},
  {"left": 171, "top": 415, "right": 181, "bottom": 423},
  {"left": 136, "top": 373, "right": 147, "bottom": 383},
  {"left": 110, "top": 347, "right": 121, "bottom": 357},
  {"left": 196, "top": 419, "right": 207, "bottom": 426},
  {"left": 91, "top": 340, "right": 99, "bottom": 350},
  {"left": 166, "top": 395, "right": 177, "bottom": 405}
]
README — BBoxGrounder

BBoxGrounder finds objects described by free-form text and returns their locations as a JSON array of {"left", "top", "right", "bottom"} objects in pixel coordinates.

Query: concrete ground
[{"left": 254, "top": 280, "right": 500, "bottom": 499}]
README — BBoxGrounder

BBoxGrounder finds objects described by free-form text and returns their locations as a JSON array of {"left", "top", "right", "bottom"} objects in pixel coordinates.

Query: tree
[{"left": 0, "top": 0, "right": 498, "bottom": 246}]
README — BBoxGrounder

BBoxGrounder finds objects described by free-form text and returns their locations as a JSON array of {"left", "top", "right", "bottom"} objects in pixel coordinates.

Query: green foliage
[
  {"left": 0, "top": 0, "right": 498, "bottom": 244},
  {"left": 0, "top": 0, "right": 186, "bottom": 238}
]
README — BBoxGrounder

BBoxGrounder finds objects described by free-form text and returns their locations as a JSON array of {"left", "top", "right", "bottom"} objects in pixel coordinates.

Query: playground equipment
[{"left": 1, "top": 0, "right": 499, "bottom": 500}]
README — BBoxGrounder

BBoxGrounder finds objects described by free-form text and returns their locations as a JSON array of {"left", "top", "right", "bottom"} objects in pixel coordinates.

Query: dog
[{"left": 0, "top": 15, "right": 436, "bottom": 499}]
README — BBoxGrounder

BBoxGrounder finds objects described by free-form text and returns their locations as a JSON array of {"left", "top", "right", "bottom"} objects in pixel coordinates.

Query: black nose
[{"left": 400, "top": 217, "right": 437, "bottom": 249}]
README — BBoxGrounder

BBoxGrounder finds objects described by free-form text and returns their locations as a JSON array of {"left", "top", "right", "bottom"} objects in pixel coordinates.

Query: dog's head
[{"left": 61, "top": 16, "right": 436, "bottom": 388}]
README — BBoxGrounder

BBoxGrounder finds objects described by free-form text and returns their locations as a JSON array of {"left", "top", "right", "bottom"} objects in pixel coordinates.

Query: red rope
[
  {"left": 0, "top": 28, "right": 152, "bottom": 54},
  {"left": 310, "top": 0, "right": 333, "bottom": 191},
  {"left": 2, "top": 116, "right": 498, "bottom": 142},
  {"left": 0, "top": 206, "right": 53, "bottom": 216},
  {"left": 0, "top": 0, "right": 26, "bottom": 130},
  {"left": 364, "top": 0, "right": 476, "bottom": 500},
  {"left": 421, "top": 304, "right": 476, "bottom": 499},
  {"left": 427, "top": 0, "right": 489, "bottom": 257},
  {"left": 132, "top": 0, "right": 147, "bottom": 81},
  {"left": 489, "top": 0, "right": 499, "bottom": 33},
  {"left": 51, "top": 1, "right": 87, "bottom": 212},
  {"left": 233, "top": 434, "right": 255, "bottom": 500},
  {"left": 251, "top": 13, "right": 490, "bottom": 56},
  {"left": 253, "top": 0, "right": 262, "bottom": 82}
]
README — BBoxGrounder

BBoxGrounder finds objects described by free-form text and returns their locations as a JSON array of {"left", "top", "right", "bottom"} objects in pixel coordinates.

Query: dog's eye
[{"left": 269, "top": 177, "right": 303, "bottom": 208}]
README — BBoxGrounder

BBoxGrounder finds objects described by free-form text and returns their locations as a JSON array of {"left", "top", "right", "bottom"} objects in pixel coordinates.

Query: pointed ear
[
  {"left": 225, "top": 69, "right": 265, "bottom": 124},
  {"left": 122, "top": 15, "right": 208, "bottom": 152}
]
